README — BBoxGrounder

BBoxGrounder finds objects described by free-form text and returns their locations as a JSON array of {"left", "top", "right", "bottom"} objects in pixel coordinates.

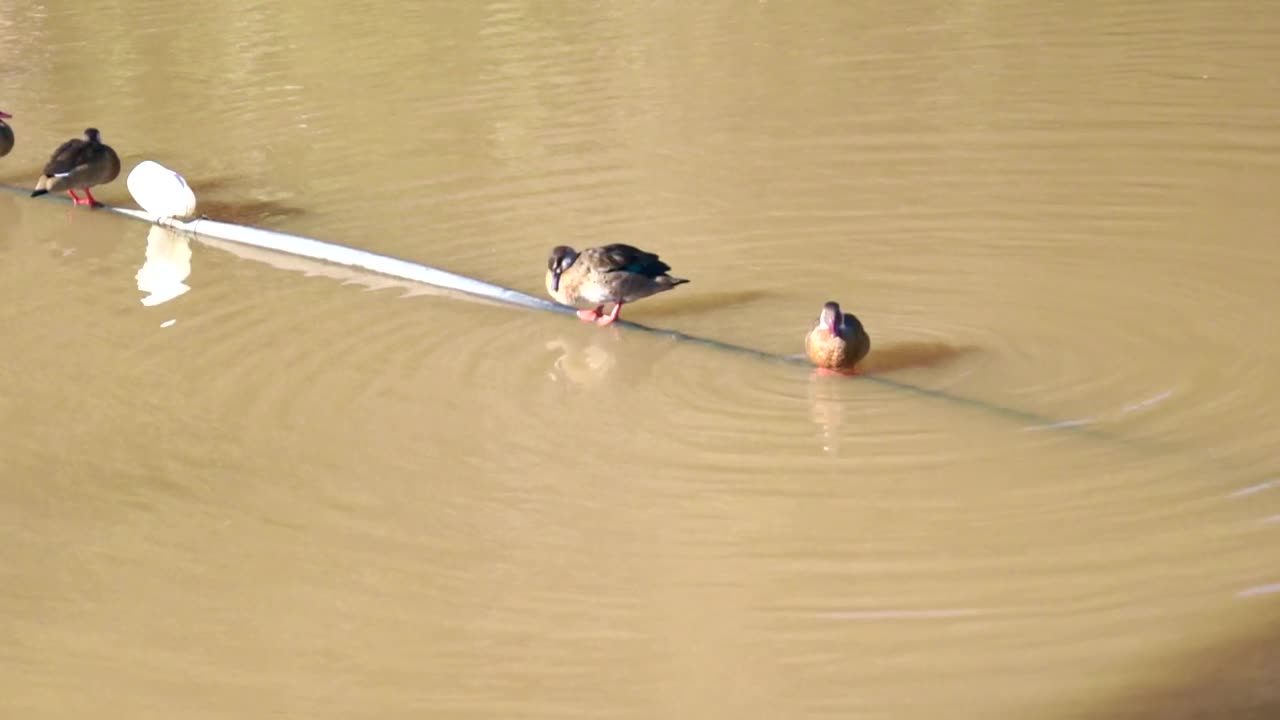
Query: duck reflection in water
[
  {"left": 805, "top": 300, "right": 976, "bottom": 455},
  {"left": 807, "top": 375, "right": 850, "bottom": 456},
  {"left": 544, "top": 326, "right": 625, "bottom": 389},
  {"left": 136, "top": 225, "right": 193, "bottom": 307}
]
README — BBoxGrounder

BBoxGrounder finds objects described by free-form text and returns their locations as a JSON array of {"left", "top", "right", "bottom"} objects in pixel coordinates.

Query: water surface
[{"left": 2, "top": 1, "right": 1279, "bottom": 718}]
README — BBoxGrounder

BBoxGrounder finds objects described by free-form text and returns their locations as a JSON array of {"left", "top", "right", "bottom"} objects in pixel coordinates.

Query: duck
[
  {"left": 30, "top": 127, "right": 121, "bottom": 207},
  {"left": 545, "top": 243, "right": 690, "bottom": 326},
  {"left": 805, "top": 301, "right": 870, "bottom": 374},
  {"left": 0, "top": 110, "right": 13, "bottom": 157}
]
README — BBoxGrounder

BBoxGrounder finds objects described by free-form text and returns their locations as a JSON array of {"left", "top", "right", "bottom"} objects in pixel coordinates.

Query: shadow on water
[
  {"left": 1083, "top": 616, "right": 1280, "bottom": 720},
  {"left": 181, "top": 174, "right": 309, "bottom": 225},
  {"left": 861, "top": 341, "right": 980, "bottom": 375},
  {"left": 0, "top": 171, "right": 307, "bottom": 226},
  {"left": 194, "top": 198, "right": 307, "bottom": 226},
  {"left": 641, "top": 288, "right": 779, "bottom": 318}
]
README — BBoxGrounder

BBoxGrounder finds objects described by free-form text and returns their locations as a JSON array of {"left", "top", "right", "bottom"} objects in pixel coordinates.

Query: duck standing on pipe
[
  {"left": 545, "top": 243, "right": 690, "bottom": 326},
  {"left": 30, "top": 127, "right": 120, "bottom": 207},
  {"left": 806, "top": 301, "right": 870, "bottom": 375},
  {"left": 0, "top": 110, "right": 13, "bottom": 157}
]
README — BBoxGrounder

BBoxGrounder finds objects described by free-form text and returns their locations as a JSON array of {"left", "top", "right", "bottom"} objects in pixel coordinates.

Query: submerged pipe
[{"left": 3, "top": 182, "right": 1121, "bottom": 442}]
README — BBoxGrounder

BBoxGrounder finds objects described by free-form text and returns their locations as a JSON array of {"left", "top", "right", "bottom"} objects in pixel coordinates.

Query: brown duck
[
  {"left": 0, "top": 110, "right": 13, "bottom": 158},
  {"left": 31, "top": 127, "right": 120, "bottom": 207},
  {"left": 805, "top": 301, "right": 871, "bottom": 374},
  {"left": 545, "top": 243, "right": 690, "bottom": 326}
]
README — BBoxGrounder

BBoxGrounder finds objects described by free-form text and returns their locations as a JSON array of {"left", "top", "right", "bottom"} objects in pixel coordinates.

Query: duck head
[
  {"left": 817, "top": 301, "right": 843, "bottom": 337},
  {"left": 547, "top": 245, "right": 578, "bottom": 292}
]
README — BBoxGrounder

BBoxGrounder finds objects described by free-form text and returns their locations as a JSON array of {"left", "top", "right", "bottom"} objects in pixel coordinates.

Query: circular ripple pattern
[{"left": 7, "top": 3, "right": 1280, "bottom": 718}]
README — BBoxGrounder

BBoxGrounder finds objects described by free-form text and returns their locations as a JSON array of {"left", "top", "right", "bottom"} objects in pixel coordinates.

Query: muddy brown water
[{"left": 2, "top": 1, "right": 1279, "bottom": 718}]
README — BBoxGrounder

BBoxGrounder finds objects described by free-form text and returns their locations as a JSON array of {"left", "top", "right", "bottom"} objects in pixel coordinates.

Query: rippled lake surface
[{"left": 2, "top": 1, "right": 1279, "bottom": 718}]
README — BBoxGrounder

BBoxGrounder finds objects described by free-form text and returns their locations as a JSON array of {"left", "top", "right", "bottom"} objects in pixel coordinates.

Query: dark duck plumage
[{"left": 31, "top": 127, "right": 121, "bottom": 207}]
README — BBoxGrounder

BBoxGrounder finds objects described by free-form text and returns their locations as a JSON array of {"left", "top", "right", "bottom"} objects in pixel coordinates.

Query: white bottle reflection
[{"left": 135, "top": 225, "right": 193, "bottom": 306}]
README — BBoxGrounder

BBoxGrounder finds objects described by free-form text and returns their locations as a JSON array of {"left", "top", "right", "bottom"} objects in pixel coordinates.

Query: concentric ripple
[{"left": 7, "top": 1, "right": 1280, "bottom": 717}]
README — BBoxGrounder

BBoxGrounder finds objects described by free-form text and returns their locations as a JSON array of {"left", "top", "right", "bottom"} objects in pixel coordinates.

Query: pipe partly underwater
[{"left": 3, "top": 184, "right": 1125, "bottom": 443}]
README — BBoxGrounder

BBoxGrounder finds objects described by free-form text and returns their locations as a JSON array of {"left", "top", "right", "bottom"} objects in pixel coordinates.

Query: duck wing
[
  {"left": 42, "top": 138, "right": 94, "bottom": 177},
  {"left": 590, "top": 243, "right": 673, "bottom": 278}
]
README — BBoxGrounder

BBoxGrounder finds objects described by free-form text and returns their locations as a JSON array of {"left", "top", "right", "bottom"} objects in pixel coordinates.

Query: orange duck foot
[
  {"left": 66, "top": 189, "right": 100, "bottom": 207},
  {"left": 594, "top": 303, "right": 623, "bottom": 326},
  {"left": 576, "top": 306, "right": 604, "bottom": 322}
]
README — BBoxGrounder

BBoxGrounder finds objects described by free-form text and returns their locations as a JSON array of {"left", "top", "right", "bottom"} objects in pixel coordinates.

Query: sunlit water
[{"left": 2, "top": 1, "right": 1279, "bottom": 718}]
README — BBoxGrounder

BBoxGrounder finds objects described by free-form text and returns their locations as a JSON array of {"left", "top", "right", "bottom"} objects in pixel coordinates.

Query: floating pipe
[
  {"left": 1, "top": 177, "right": 1127, "bottom": 443},
  {"left": 9, "top": 177, "right": 1279, "bottom": 506}
]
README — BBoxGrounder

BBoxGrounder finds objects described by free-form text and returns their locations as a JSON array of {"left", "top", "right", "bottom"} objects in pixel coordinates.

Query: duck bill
[
  {"left": 550, "top": 271, "right": 561, "bottom": 292},
  {"left": 0, "top": 111, "right": 11, "bottom": 119}
]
